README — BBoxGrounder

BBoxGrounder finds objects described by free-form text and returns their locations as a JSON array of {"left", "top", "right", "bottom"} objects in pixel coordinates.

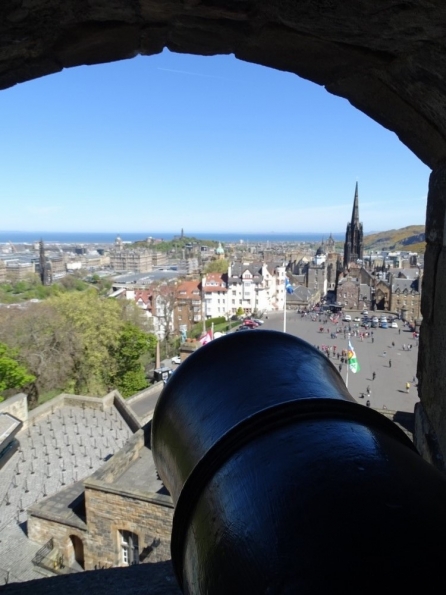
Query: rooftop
[{"left": 0, "top": 394, "right": 136, "bottom": 583}]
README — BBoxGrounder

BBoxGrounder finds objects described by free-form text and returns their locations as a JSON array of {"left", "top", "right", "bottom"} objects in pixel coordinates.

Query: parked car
[
  {"left": 171, "top": 356, "right": 181, "bottom": 365},
  {"left": 391, "top": 321, "right": 398, "bottom": 329},
  {"left": 361, "top": 310, "right": 368, "bottom": 315},
  {"left": 243, "top": 320, "right": 259, "bottom": 328},
  {"left": 343, "top": 315, "right": 352, "bottom": 322},
  {"left": 236, "top": 325, "right": 252, "bottom": 332},
  {"left": 252, "top": 318, "right": 264, "bottom": 325},
  {"left": 354, "top": 317, "right": 361, "bottom": 322}
]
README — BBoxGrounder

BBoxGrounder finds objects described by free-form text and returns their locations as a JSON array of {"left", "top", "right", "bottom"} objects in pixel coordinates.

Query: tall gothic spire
[
  {"left": 351, "top": 181, "right": 359, "bottom": 225},
  {"left": 343, "top": 181, "right": 364, "bottom": 269}
]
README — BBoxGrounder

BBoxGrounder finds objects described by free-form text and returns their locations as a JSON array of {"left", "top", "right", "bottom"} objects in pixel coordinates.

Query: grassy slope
[{"left": 364, "top": 225, "right": 425, "bottom": 252}]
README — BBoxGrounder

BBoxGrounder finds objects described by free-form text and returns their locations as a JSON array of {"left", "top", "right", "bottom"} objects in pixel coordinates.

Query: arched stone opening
[
  {"left": 69, "top": 534, "right": 85, "bottom": 569},
  {"left": 0, "top": 1, "right": 445, "bottom": 464}
]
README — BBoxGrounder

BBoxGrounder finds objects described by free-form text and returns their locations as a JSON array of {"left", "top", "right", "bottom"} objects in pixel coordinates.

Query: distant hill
[{"left": 364, "top": 225, "right": 425, "bottom": 252}]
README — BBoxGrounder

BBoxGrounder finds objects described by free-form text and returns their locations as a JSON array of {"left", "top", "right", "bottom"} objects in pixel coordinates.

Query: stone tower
[
  {"left": 343, "top": 182, "right": 363, "bottom": 269},
  {"left": 39, "top": 239, "right": 52, "bottom": 286}
]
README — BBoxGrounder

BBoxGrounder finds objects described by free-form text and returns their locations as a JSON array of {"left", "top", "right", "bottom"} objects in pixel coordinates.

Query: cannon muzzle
[{"left": 152, "top": 331, "right": 446, "bottom": 593}]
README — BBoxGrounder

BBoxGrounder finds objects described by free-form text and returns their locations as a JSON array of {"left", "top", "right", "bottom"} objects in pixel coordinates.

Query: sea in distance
[{"left": 0, "top": 231, "right": 344, "bottom": 245}]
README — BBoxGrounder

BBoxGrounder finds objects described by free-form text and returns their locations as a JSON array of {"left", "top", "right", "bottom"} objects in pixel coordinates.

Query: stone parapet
[
  {"left": 0, "top": 561, "right": 181, "bottom": 594},
  {"left": 113, "top": 393, "right": 141, "bottom": 433},
  {"left": 0, "top": 393, "right": 28, "bottom": 422},
  {"left": 127, "top": 383, "right": 162, "bottom": 405},
  {"left": 85, "top": 429, "right": 145, "bottom": 485}
]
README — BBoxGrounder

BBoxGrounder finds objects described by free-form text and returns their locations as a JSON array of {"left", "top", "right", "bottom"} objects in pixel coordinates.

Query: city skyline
[{"left": 0, "top": 50, "right": 429, "bottom": 234}]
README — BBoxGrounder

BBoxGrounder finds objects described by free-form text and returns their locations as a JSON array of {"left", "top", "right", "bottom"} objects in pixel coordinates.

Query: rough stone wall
[
  {"left": 27, "top": 514, "right": 88, "bottom": 567},
  {"left": 0, "top": 393, "right": 28, "bottom": 422},
  {"left": 84, "top": 486, "right": 173, "bottom": 570},
  {"left": 416, "top": 164, "right": 446, "bottom": 468},
  {"left": 62, "top": 394, "right": 106, "bottom": 411}
]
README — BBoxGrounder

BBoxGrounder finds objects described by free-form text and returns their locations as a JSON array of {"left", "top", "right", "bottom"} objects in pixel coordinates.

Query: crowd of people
[{"left": 294, "top": 306, "right": 419, "bottom": 409}]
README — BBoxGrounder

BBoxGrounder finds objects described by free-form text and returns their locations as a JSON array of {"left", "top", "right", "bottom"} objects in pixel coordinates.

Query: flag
[
  {"left": 285, "top": 277, "right": 294, "bottom": 294},
  {"left": 347, "top": 340, "right": 360, "bottom": 373},
  {"left": 199, "top": 330, "right": 212, "bottom": 345}
]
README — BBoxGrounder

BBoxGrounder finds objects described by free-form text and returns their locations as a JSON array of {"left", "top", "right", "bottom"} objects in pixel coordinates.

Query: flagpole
[
  {"left": 345, "top": 336, "right": 349, "bottom": 388},
  {"left": 283, "top": 288, "right": 287, "bottom": 333}
]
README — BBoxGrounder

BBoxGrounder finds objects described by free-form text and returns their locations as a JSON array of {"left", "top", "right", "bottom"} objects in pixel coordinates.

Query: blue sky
[{"left": 0, "top": 49, "right": 429, "bottom": 234}]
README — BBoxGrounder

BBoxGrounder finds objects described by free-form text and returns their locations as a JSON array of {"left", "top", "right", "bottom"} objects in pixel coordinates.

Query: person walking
[
  {"left": 366, "top": 386, "right": 371, "bottom": 397},
  {"left": 406, "top": 382, "right": 410, "bottom": 393},
  {"left": 366, "top": 399, "right": 371, "bottom": 407},
  {"left": 372, "top": 372, "right": 376, "bottom": 381},
  {"left": 389, "top": 359, "right": 392, "bottom": 368}
]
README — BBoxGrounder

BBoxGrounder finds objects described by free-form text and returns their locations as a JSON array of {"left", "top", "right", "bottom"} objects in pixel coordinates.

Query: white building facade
[
  {"left": 226, "top": 262, "right": 287, "bottom": 316},
  {"left": 202, "top": 273, "right": 229, "bottom": 319}
]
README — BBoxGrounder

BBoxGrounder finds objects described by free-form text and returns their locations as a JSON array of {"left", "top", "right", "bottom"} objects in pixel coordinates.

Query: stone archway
[
  {"left": 69, "top": 535, "right": 85, "bottom": 569},
  {"left": 1, "top": 0, "right": 446, "bottom": 463}
]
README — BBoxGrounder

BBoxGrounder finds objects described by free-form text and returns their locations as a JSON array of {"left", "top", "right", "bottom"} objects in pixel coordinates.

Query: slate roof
[
  {"left": 229, "top": 263, "right": 263, "bottom": 284},
  {"left": 391, "top": 278, "right": 420, "bottom": 293},
  {"left": 203, "top": 273, "right": 227, "bottom": 292},
  {"left": 177, "top": 280, "right": 202, "bottom": 299},
  {"left": 287, "top": 286, "right": 318, "bottom": 303}
]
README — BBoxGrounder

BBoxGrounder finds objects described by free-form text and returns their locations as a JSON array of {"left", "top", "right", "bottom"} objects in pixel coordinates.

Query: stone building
[
  {"left": 343, "top": 182, "right": 364, "bottom": 269},
  {"left": 5, "top": 260, "right": 35, "bottom": 282},
  {"left": 27, "top": 425, "right": 173, "bottom": 571},
  {"left": 374, "top": 279, "right": 391, "bottom": 311},
  {"left": 389, "top": 276, "right": 421, "bottom": 321},
  {"left": 286, "top": 285, "right": 319, "bottom": 310},
  {"left": 110, "top": 250, "right": 153, "bottom": 273},
  {"left": 0, "top": 390, "right": 166, "bottom": 582},
  {"left": 336, "top": 276, "right": 361, "bottom": 310},
  {"left": 325, "top": 253, "right": 340, "bottom": 291},
  {"left": 307, "top": 263, "right": 327, "bottom": 296},
  {"left": 152, "top": 251, "right": 167, "bottom": 267},
  {"left": 175, "top": 279, "right": 202, "bottom": 332}
]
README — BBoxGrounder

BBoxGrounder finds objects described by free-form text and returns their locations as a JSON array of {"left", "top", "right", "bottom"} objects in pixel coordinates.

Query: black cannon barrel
[{"left": 152, "top": 331, "right": 446, "bottom": 593}]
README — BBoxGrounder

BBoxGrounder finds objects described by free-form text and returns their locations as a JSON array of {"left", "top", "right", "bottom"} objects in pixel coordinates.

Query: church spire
[
  {"left": 351, "top": 181, "right": 359, "bottom": 225},
  {"left": 343, "top": 182, "right": 364, "bottom": 270}
]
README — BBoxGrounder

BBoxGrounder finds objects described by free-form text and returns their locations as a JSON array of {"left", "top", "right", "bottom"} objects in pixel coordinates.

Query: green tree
[
  {"left": 110, "top": 324, "right": 157, "bottom": 397},
  {"left": 0, "top": 342, "right": 35, "bottom": 399},
  {"left": 203, "top": 259, "right": 229, "bottom": 274},
  {"left": 51, "top": 290, "right": 125, "bottom": 395},
  {"left": 0, "top": 303, "right": 82, "bottom": 405}
]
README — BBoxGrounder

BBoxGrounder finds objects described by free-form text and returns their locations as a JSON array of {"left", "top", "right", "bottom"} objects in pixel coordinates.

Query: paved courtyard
[{"left": 261, "top": 311, "right": 419, "bottom": 413}]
